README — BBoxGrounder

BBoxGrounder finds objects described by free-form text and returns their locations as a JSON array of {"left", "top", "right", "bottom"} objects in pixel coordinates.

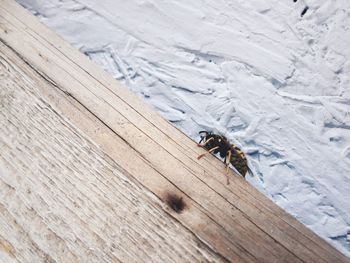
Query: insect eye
[{"left": 199, "top": 131, "right": 208, "bottom": 138}]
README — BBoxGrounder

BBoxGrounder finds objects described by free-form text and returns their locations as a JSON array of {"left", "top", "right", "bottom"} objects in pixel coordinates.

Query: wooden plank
[
  {"left": 0, "top": 41, "right": 228, "bottom": 262},
  {"left": 0, "top": 0, "right": 349, "bottom": 262}
]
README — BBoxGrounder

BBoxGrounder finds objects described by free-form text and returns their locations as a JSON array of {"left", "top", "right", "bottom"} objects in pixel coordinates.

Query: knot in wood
[{"left": 165, "top": 193, "right": 186, "bottom": 213}]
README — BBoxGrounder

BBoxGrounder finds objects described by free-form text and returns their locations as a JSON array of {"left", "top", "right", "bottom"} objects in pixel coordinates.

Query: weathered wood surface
[{"left": 0, "top": 1, "right": 349, "bottom": 262}]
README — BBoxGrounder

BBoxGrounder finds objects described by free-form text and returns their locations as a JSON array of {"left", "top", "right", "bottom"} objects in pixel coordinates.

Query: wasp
[{"left": 197, "top": 131, "right": 252, "bottom": 184}]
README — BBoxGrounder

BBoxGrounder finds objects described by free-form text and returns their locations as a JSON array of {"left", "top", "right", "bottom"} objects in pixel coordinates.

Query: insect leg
[
  {"left": 197, "top": 137, "right": 214, "bottom": 147},
  {"left": 225, "top": 150, "right": 232, "bottom": 173},
  {"left": 197, "top": 146, "right": 219, "bottom": 160},
  {"left": 224, "top": 150, "right": 232, "bottom": 185}
]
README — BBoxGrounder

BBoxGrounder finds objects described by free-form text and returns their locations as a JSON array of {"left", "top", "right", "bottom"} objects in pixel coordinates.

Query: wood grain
[
  {"left": 0, "top": 1, "right": 349, "bottom": 262},
  {"left": 0, "top": 42, "right": 228, "bottom": 263}
]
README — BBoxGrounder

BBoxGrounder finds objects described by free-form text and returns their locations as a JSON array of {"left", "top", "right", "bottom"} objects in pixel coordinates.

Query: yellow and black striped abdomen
[{"left": 230, "top": 145, "right": 249, "bottom": 177}]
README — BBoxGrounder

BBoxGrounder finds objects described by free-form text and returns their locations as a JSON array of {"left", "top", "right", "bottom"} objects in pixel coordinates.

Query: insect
[{"left": 197, "top": 131, "right": 253, "bottom": 184}]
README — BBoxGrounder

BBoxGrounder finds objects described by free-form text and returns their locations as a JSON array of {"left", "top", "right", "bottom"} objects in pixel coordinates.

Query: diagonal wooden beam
[{"left": 0, "top": 0, "right": 349, "bottom": 262}]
